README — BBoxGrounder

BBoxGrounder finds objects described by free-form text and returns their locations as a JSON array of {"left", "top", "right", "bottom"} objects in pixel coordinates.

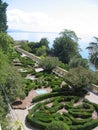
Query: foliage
[
  {"left": 86, "top": 37, "right": 98, "bottom": 68},
  {"left": 45, "top": 121, "right": 70, "bottom": 130},
  {"left": 5, "top": 66, "right": 26, "bottom": 101},
  {"left": 0, "top": 49, "right": 9, "bottom": 84},
  {"left": 0, "top": 49, "right": 25, "bottom": 101},
  {"left": 52, "top": 29, "right": 80, "bottom": 63},
  {"left": 69, "top": 55, "right": 89, "bottom": 68},
  {"left": 39, "top": 56, "right": 61, "bottom": 72},
  {"left": 29, "top": 38, "right": 50, "bottom": 56},
  {"left": 19, "top": 56, "right": 35, "bottom": 67},
  {"left": 64, "top": 67, "right": 95, "bottom": 91},
  {"left": 18, "top": 41, "right": 31, "bottom": 52},
  {"left": 1, "top": 116, "right": 13, "bottom": 130},
  {"left": 27, "top": 93, "right": 98, "bottom": 130},
  {"left": 58, "top": 61, "right": 70, "bottom": 70},
  {"left": 0, "top": 0, "right": 8, "bottom": 32},
  {"left": 0, "top": 86, "right": 13, "bottom": 130},
  {"left": 39, "top": 38, "right": 49, "bottom": 48},
  {"left": 36, "top": 45, "right": 49, "bottom": 57},
  {"left": 0, "top": 91, "right": 8, "bottom": 118},
  {"left": 0, "top": 33, "right": 14, "bottom": 52}
]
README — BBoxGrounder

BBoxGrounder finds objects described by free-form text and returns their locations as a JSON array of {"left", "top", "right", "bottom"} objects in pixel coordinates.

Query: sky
[{"left": 4, "top": 0, "right": 98, "bottom": 37}]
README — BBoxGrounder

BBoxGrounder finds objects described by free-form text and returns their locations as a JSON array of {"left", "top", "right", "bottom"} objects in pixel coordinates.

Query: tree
[
  {"left": 5, "top": 66, "right": 26, "bottom": 101},
  {"left": 64, "top": 67, "right": 95, "bottom": 92},
  {"left": 45, "top": 121, "right": 70, "bottom": 130},
  {"left": 39, "top": 56, "right": 60, "bottom": 72},
  {"left": 0, "top": 33, "right": 14, "bottom": 52},
  {"left": 52, "top": 29, "right": 80, "bottom": 64},
  {"left": 0, "top": 0, "right": 8, "bottom": 32},
  {"left": 0, "top": 49, "right": 25, "bottom": 129},
  {"left": 36, "top": 45, "right": 48, "bottom": 57},
  {"left": 86, "top": 37, "right": 98, "bottom": 68},
  {"left": 19, "top": 41, "right": 31, "bottom": 52},
  {"left": 0, "top": 50, "right": 13, "bottom": 129},
  {"left": 29, "top": 38, "right": 50, "bottom": 56},
  {"left": 69, "top": 55, "right": 89, "bottom": 68},
  {"left": 0, "top": 49, "right": 9, "bottom": 85},
  {"left": 39, "top": 38, "right": 49, "bottom": 48}
]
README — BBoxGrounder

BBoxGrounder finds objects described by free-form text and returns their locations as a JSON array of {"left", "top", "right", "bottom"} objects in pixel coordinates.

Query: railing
[
  {"left": 15, "top": 46, "right": 98, "bottom": 92},
  {"left": 15, "top": 46, "right": 68, "bottom": 77},
  {"left": 15, "top": 46, "right": 41, "bottom": 63},
  {"left": 90, "top": 84, "right": 98, "bottom": 93},
  {"left": 52, "top": 66, "right": 68, "bottom": 77}
]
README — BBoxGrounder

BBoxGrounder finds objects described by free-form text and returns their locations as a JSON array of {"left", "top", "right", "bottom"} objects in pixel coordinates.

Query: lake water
[{"left": 8, "top": 31, "right": 96, "bottom": 70}]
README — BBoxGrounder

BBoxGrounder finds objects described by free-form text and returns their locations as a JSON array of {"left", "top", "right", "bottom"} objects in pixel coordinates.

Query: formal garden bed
[
  {"left": 27, "top": 90, "right": 98, "bottom": 130},
  {"left": 12, "top": 51, "right": 98, "bottom": 130}
]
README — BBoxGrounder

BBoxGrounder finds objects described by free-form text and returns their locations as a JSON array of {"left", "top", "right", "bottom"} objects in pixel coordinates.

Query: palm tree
[{"left": 86, "top": 37, "right": 98, "bottom": 68}]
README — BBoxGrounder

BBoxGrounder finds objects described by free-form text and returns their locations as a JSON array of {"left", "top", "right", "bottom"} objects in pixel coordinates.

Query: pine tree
[{"left": 0, "top": 0, "right": 8, "bottom": 32}]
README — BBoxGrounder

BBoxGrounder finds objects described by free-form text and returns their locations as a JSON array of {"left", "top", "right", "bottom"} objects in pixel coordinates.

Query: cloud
[
  {"left": 7, "top": 9, "right": 60, "bottom": 32},
  {"left": 7, "top": 8, "right": 98, "bottom": 36}
]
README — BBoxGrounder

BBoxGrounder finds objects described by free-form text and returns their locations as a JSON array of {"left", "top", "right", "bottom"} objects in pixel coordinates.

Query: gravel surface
[{"left": 85, "top": 91, "right": 98, "bottom": 130}]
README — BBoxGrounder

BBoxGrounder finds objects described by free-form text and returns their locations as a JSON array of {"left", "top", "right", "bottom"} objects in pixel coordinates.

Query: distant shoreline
[{"left": 7, "top": 29, "right": 59, "bottom": 34}]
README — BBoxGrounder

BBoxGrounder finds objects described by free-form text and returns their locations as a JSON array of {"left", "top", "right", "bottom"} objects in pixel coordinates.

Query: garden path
[{"left": 85, "top": 91, "right": 98, "bottom": 130}]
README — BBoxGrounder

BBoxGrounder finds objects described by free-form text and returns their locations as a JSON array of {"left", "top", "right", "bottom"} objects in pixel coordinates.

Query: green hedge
[
  {"left": 26, "top": 114, "right": 47, "bottom": 129},
  {"left": 45, "top": 121, "right": 70, "bottom": 130},
  {"left": 32, "top": 91, "right": 74, "bottom": 103},
  {"left": 69, "top": 109, "right": 92, "bottom": 118},
  {"left": 70, "top": 119, "right": 98, "bottom": 130},
  {"left": 27, "top": 94, "right": 98, "bottom": 130},
  {"left": 63, "top": 112, "right": 92, "bottom": 125}
]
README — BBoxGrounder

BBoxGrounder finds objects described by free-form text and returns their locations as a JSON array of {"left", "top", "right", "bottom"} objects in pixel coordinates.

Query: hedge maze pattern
[{"left": 27, "top": 91, "right": 98, "bottom": 130}]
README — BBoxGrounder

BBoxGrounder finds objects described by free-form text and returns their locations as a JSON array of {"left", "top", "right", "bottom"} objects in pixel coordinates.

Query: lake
[{"left": 8, "top": 31, "right": 96, "bottom": 70}]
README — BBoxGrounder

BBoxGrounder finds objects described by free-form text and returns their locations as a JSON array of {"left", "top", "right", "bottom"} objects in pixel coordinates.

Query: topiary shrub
[{"left": 45, "top": 121, "right": 70, "bottom": 130}]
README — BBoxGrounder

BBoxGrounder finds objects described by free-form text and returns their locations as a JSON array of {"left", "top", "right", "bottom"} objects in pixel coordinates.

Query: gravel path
[
  {"left": 9, "top": 104, "right": 39, "bottom": 130},
  {"left": 14, "top": 108, "right": 39, "bottom": 130},
  {"left": 85, "top": 91, "right": 98, "bottom": 130}
]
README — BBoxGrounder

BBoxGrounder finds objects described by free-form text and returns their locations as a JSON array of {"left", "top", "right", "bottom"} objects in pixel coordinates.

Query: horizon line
[{"left": 7, "top": 29, "right": 59, "bottom": 34}]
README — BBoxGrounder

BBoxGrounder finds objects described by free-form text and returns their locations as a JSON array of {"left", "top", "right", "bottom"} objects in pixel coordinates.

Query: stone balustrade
[
  {"left": 90, "top": 84, "right": 98, "bottom": 93},
  {"left": 15, "top": 46, "right": 41, "bottom": 63},
  {"left": 52, "top": 66, "right": 68, "bottom": 77},
  {"left": 15, "top": 46, "right": 98, "bottom": 92},
  {"left": 15, "top": 46, "right": 68, "bottom": 77}
]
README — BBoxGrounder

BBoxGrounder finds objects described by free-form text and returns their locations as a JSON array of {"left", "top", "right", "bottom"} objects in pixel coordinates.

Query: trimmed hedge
[
  {"left": 27, "top": 92, "right": 98, "bottom": 130},
  {"left": 45, "top": 121, "right": 70, "bottom": 130},
  {"left": 70, "top": 119, "right": 98, "bottom": 130},
  {"left": 32, "top": 91, "right": 74, "bottom": 103}
]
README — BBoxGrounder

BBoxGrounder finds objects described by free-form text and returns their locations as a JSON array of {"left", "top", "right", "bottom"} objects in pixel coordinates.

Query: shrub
[
  {"left": 70, "top": 119, "right": 98, "bottom": 130},
  {"left": 45, "top": 121, "right": 70, "bottom": 130}
]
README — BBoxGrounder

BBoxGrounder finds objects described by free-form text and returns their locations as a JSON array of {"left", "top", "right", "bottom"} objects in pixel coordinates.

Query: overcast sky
[{"left": 4, "top": 0, "right": 98, "bottom": 36}]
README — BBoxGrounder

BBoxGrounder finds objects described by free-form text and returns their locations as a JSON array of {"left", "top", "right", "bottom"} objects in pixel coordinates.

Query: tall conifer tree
[{"left": 0, "top": 0, "right": 8, "bottom": 32}]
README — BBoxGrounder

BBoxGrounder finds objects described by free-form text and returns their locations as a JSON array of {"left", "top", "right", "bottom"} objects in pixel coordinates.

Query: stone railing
[
  {"left": 15, "top": 46, "right": 68, "bottom": 77},
  {"left": 52, "top": 66, "right": 68, "bottom": 77},
  {"left": 90, "top": 84, "right": 98, "bottom": 93},
  {"left": 15, "top": 46, "right": 98, "bottom": 90},
  {"left": 15, "top": 46, "right": 41, "bottom": 63}
]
